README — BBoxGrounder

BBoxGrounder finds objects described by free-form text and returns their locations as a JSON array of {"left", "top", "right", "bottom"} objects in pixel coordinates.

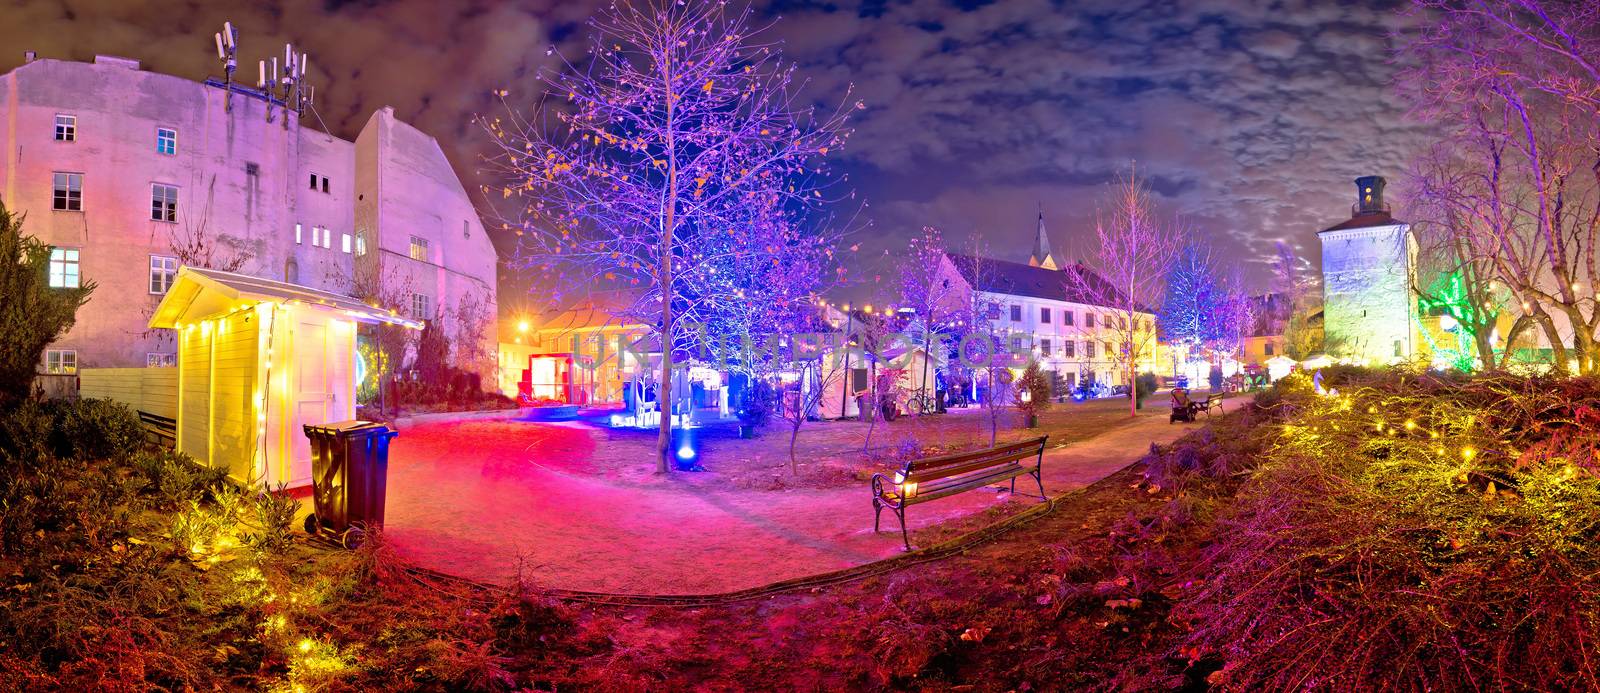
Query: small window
[
  {"left": 462, "top": 220, "right": 470, "bottom": 239},
  {"left": 1104, "top": 341, "right": 1113, "bottom": 355},
  {"left": 1084, "top": 341, "right": 1095, "bottom": 358},
  {"left": 246, "top": 162, "right": 260, "bottom": 177},
  {"left": 149, "top": 255, "right": 178, "bottom": 294},
  {"left": 322, "top": 227, "right": 333, "bottom": 248},
  {"left": 49, "top": 247, "right": 80, "bottom": 288},
  {"left": 321, "top": 177, "right": 329, "bottom": 194},
  {"left": 54, "top": 114, "right": 76, "bottom": 142},
  {"left": 1009, "top": 304, "right": 1022, "bottom": 322},
  {"left": 1394, "top": 339, "right": 1403, "bottom": 357},
  {"left": 44, "top": 349, "right": 76, "bottom": 374},
  {"left": 355, "top": 232, "right": 367, "bottom": 256},
  {"left": 285, "top": 257, "right": 299, "bottom": 284},
  {"left": 151, "top": 184, "right": 178, "bottom": 222},
  {"left": 1041, "top": 338, "right": 1052, "bottom": 356},
  {"left": 1063, "top": 310, "right": 1075, "bottom": 327},
  {"left": 1265, "top": 342, "right": 1275, "bottom": 356},
  {"left": 309, "top": 173, "right": 318, "bottom": 190},
  {"left": 294, "top": 223, "right": 303, "bottom": 245},
  {"left": 309, "top": 173, "right": 329, "bottom": 193},
  {"left": 341, "top": 233, "right": 352, "bottom": 254},
  {"left": 411, "top": 293, "right": 433, "bottom": 321},
  {"left": 1085, "top": 313, "right": 1095, "bottom": 328},
  {"left": 146, "top": 352, "right": 176, "bottom": 368},
  {"left": 1063, "top": 341, "right": 1076, "bottom": 358},
  {"left": 409, "top": 236, "right": 430, "bottom": 262},
  {"left": 1040, "top": 307, "right": 1051, "bottom": 324},
  {"left": 1118, "top": 317, "right": 1127, "bottom": 329},
  {"left": 52, "top": 172, "right": 83, "bottom": 211},
  {"left": 156, "top": 127, "right": 177, "bottom": 155}
]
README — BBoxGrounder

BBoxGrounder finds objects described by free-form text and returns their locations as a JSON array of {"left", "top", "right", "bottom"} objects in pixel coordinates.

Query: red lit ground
[{"left": 381, "top": 398, "right": 1243, "bottom": 594}]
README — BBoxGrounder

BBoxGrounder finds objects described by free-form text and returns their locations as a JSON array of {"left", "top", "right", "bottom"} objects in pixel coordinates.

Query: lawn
[{"left": 497, "top": 395, "right": 1156, "bottom": 490}]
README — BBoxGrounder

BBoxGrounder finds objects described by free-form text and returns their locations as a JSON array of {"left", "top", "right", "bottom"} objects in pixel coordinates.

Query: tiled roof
[{"left": 945, "top": 253, "right": 1144, "bottom": 312}]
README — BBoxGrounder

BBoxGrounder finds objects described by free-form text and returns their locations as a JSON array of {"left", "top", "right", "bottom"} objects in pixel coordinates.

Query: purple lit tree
[
  {"left": 1065, "top": 166, "right": 1182, "bottom": 417},
  {"left": 482, "top": 0, "right": 859, "bottom": 472},
  {"left": 1160, "top": 240, "right": 1252, "bottom": 365},
  {"left": 897, "top": 226, "right": 964, "bottom": 411}
]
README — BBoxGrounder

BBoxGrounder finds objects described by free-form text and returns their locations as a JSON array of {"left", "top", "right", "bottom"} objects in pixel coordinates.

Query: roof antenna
[{"left": 214, "top": 21, "right": 238, "bottom": 112}]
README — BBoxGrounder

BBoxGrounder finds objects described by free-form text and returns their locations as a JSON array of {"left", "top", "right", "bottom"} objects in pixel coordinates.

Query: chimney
[
  {"left": 23, "top": 51, "right": 35, "bottom": 63},
  {"left": 1354, "top": 175, "right": 1388, "bottom": 216}
]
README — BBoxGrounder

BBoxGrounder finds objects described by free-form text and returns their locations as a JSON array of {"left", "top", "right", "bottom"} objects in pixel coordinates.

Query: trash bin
[{"left": 302, "top": 420, "right": 397, "bottom": 549}]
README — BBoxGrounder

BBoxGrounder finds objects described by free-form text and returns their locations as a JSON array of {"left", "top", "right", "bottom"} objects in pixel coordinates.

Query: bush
[
  {"left": 0, "top": 401, "right": 53, "bottom": 470},
  {"left": 47, "top": 397, "right": 144, "bottom": 461},
  {"left": 1176, "top": 371, "right": 1600, "bottom": 690}
]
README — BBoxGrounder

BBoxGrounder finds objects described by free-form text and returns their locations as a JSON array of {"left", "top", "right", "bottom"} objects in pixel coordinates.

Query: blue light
[{"left": 676, "top": 444, "right": 696, "bottom": 461}]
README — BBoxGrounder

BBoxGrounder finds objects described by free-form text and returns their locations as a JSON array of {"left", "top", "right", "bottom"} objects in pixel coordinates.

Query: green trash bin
[{"left": 302, "top": 420, "right": 397, "bottom": 549}]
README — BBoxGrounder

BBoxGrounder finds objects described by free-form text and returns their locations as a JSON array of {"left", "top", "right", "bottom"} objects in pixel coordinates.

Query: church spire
[{"left": 1028, "top": 205, "right": 1059, "bottom": 270}]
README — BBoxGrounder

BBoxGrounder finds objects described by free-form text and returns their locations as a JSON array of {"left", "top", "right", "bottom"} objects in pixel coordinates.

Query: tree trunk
[{"left": 656, "top": 52, "right": 678, "bottom": 475}]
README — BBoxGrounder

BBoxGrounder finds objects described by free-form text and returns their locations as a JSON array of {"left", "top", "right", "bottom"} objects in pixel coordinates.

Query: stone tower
[
  {"left": 1318, "top": 176, "right": 1418, "bottom": 364},
  {"left": 1028, "top": 209, "right": 1059, "bottom": 270}
]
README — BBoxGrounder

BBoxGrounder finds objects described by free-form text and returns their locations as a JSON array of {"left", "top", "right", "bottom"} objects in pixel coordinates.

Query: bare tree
[
  {"left": 1398, "top": 0, "right": 1600, "bottom": 374},
  {"left": 781, "top": 352, "right": 844, "bottom": 475},
  {"left": 1065, "top": 165, "right": 1182, "bottom": 416},
  {"left": 482, "top": 1, "right": 859, "bottom": 472},
  {"left": 897, "top": 226, "right": 962, "bottom": 410},
  {"left": 168, "top": 174, "right": 252, "bottom": 273},
  {"left": 1270, "top": 242, "right": 1322, "bottom": 359}
]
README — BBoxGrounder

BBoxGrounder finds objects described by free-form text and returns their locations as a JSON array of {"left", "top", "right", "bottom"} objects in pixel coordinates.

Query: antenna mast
[
  {"left": 258, "top": 42, "right": 314, "bottom": 126},
  {"left": 213, "top": 21, "right": 238, "bottom": 112}
]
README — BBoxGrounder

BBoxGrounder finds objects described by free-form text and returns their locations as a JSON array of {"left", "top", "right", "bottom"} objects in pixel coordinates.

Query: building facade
[
  {"left": 0, "top": 54, "right": 496, "bottom": 380},
  {"left": 1318, "top": 176, "right": 1420, "bottom": 365}
]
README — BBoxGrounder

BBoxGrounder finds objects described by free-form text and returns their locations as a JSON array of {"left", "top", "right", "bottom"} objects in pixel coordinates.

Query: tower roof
[{"left": 1028, "top": 209, "right": 1058, "bottom": 270}]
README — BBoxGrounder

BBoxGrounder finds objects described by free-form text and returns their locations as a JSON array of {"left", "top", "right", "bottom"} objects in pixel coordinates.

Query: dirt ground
[{"left": 479, "top": 396, "right": 1155, "bottom": 491}]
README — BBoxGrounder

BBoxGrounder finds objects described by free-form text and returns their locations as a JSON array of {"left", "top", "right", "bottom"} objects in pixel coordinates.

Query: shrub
[
  {"left": 0, "top": 401, "right": 53, "bottom": 470},
  {"left": 249, "top": 484, "right": 299, "bottom": 553},
  {"left": 47, "top": 397, "right": 144, "bottom": 461},
  {"left": 1177, "top": 371, "right": 1600, "bottom": 690}
]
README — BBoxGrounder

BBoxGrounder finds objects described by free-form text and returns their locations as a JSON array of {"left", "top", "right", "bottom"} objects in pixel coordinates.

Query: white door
[{"left": 290, "top": 319, "right": 332, "bottom": 486}]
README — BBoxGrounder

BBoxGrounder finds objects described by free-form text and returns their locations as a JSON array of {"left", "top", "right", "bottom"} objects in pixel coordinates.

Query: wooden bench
[
  {"left": 1170, "top": 389, "right": 1225, "bottom": 423},
  {"left": 137, "top": 410, "right": 176, "bottom": 449},
  {"left": 1200, "top": 393, "right": 1224, "bottom": 417},
  {"left": 871, "top": 436, "right": 1048, "bottom": 551}
]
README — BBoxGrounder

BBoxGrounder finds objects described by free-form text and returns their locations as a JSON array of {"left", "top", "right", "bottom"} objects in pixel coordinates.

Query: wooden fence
[{"left": 78, "top": 368, "right": 178, "bottom": 419}]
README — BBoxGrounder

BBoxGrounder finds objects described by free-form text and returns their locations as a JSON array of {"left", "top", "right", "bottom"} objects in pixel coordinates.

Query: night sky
[{"left": 0, "top": 0, "right": 1431, "bottom": 293}]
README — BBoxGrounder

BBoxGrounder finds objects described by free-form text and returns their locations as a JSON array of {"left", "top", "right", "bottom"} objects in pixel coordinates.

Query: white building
[
  {"left": 1318, "top": 176, "right": 1420, "bottom": 364},
  {"left": 0, "top": 53, "right": 497, "bottom": 381},
  {"left": 939, "top": 215, "right": 1162, "bottom": 392}
]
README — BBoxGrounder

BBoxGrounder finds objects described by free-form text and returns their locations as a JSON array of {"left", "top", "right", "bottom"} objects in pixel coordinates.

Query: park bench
[
  {"left": 871, "top": 436, "right": 1048, "bottom": 551},
  {"left": 138, "top": 410, "right": 177, "bottom": 449},
  {"left": 1170, "top": 389, "right": 1225, "bottom": 423},
  {"left": 1200, "top": 393, "right": 1224, "bottom": 417}
]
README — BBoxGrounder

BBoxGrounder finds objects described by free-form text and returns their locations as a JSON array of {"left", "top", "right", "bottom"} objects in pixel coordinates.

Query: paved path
[{"left": 383, "top": 399, "right": 1245, "bottom": 594}]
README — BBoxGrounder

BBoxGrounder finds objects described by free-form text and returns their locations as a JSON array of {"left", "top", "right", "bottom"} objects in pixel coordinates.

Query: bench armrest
[{"left": 871, "top": 472, "right": 903, "bottom": 508}]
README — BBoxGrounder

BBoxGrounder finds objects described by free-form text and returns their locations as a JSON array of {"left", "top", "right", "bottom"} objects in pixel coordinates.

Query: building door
[{"left": 292, "top": 315, "right": 355, "bottom": 483}]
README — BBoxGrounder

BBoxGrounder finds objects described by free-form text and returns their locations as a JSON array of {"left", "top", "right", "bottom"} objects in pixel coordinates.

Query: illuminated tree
[
  {"left": 1066, "top": 166, "right": 1182, "bottom": 416},
  {"left": 1398, "top": 0, "right": 1600, "bottom": 374},
  {"left": 897, "top": 226, "right": 963, "bottom": 408},
  {"left": 1159, "top": 240, "right": 1250, "bottom": 365},
  {"left": 483, "top": 0, "right": 859, "bottom": 471},
  {"left": 1270, "top": 242, "right": 1322, "bottom": 359}
]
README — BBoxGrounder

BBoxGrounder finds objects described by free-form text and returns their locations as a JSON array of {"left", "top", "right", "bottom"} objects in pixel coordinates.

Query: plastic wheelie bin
[{"left": 302, "top": 420, "right": 397, "bottom": 548}]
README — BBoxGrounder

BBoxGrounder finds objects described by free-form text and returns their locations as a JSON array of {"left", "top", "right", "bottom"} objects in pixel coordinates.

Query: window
[
  {"left": 1009, "top": 304, "right": 1022, "bottom": 322},
  {"left": 309, "top": 173, "right": 329, "bottom": 193},
  {"left": 52, "top": 172, "right": 82, "bottom": 211},
  {"left": 44, "top": 349, "right": 76, "bottom": 374},
  {"left": 1040, "top": 307, "right": 1051, "bottom": 324},
  {"left": 462, "top": 220, "right": 470, "bottom": 239},
  {"left": 1041, "top": 339, "right": 1052, "bottom": 356},
  {"left": 1265, "top": 342, "right": 1275, "bottom": 356},
  {"left": 146, "top": 352, "right": 176, "bottom": 368},
  {"left": 246, "top": 162, "right": 260, "bottom": 177},
  {"left": 1394, "top": 340, "right": 1403, "bottom": 357},
  {"left": 1063, "top": 341, "right": 1076, "bottom": 358},
  {"left": 411, "top": 293, "right": 433, "bottom": 321},
  {"left": 54, "top": 114, "right": 76, "bottom": 142},
  {"left": 150, "top": 184, "right": 178, "bottom": 222},
  {"left": 1104, "top": 341, "right": 1113, "bottom": 355},
  {"left": 1063, "top": 310, "right": 1074, "bottom": 327},
  {"left": 355, "top": 232, "right": 367, "bottom": 256},
  {"left": 341, "top": 233, "right": 352, "bottom": 254},
  {"left": 1119, "top": 317, "right": 1127, "bottom": 329},
  {"left": 48, "top": 247, "right": 80, "bottom": 288},
  {"left": 321, "top": 227, "right": 333, "bottom": 248},
  {"left": 149, "top": 255, "right": 178, "bottom": 294},
  {"left": 1084, "top": 341, "right": 1095, "bottom": 358},
  {"left": 295, "top": 223, "right": 303, "bottom": 245},
  {"left": 156, "top": 127, "right": 177, "bottom": 155},
  {"left": 409, "top": 236, "right": 430, "bottom": 262},
  {"left": 1084, "top": 312, "right": 1095, "bottom": 328}
]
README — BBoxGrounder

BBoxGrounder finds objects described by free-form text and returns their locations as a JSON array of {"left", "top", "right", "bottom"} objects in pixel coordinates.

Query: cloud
[{"left": 0, "top": 0, "right": 1432, "bottom": 291}]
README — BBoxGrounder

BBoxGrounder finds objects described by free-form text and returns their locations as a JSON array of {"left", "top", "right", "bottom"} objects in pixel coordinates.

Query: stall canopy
[{"left": 149, "top": 267, "right": 420, "bottom": 488}]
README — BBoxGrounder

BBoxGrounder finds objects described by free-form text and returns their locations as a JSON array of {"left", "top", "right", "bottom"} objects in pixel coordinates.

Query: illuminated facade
[
  {"left": 1318, "top": 176, "right": 1420, "bottom": 365},
  {"left": 0, "top": 54, "right": 497, "bottom": 381}
]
